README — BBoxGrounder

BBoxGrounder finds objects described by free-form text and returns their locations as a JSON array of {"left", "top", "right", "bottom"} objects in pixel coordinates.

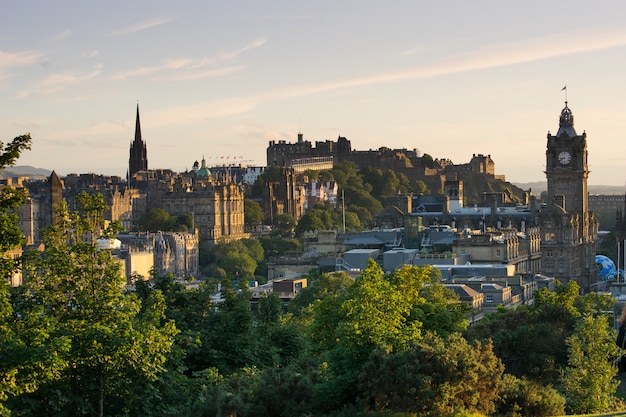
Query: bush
[{"left": 495, "top": 374, "right": 565, "bottom": 417}]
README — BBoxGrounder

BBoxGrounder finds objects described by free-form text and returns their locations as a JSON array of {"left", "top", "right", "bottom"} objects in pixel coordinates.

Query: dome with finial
[
  {"left": 196, "top": 156, "right": 211, "bottom": 178},
  {"left": 556, "top": 101, "right": 577, "bottom": 138}
]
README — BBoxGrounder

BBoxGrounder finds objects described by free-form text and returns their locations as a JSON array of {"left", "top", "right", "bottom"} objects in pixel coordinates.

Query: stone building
[
  {"left": 453, "top": 227, "right": 542, "bottom": 273},
  {"left": 267, "top": 132, "right": 351, "bottom": 167},
  {"left": 161, "top": 167, "right": 246, "bottom": 245},
  {"left": 264, "top": 168, "right": 306, "bottom": 222},
  {"left": 536, "top": 102, "right": 598, "bottom": 289},
  {"left": 153, "top": 231, "right": 199, "bottom": 278},
  {"left": 129, "top": 104, "right": 148, "bottom": 179}
]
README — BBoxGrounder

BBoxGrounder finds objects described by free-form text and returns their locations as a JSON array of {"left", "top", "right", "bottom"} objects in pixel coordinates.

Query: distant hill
[
  {"left": 513, "top": 181, "right": 625, "bottom": 196},
  {"left": 0, "top": 165, "right": 52, "bottom": 179}
]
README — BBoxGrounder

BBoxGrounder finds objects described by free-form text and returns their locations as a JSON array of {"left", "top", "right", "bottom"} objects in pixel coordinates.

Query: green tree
[
  {"left": 251, "top": 166, "right": 282, "bottom": 198},
  {"left": 496, "top": 374, "right": 565, "bottom": 417},
  {"left": 139, "top": 207, "right": 172, "bottom": 231},
  {"left": 258, "top": 236, "right": 302, "bottom": 258},
  {"left": 0, "top": 135, "right": 31, "bottom": 255},
  {"left": 464, "top": 305, "right": 568, "bottom": 384},
  {"left": 244, "top": 358, "right": 319, "bottom": 417},
  {"left": 272, "top": 213, "right": 296, "bottom": 236},
  {"left": 416, "top": 281, "right": 471, "bottom": 336},
  {"left": 203, "top": 285, "right": 258, "bottom": 374},
  {"left": 244, "top": 199, "right": 264, "bottom": 228},
  {"left": 289, "top": 271, "right": 354, "bottom": 317},
  {"left": 330, "top": 160, "right": 359, "bottom": 188},
  {"left": 421, "top": 153, "right": 436, "bottom": 168},
  {"left": 241, "top": 238, "right": 264, "bottom": 263},
  {"left": 14, "top": 193, "right": 177, "bottom": 417},
  {"left": 294, "top": 210, "right": 326, "bottom": 235},
  {"left": 310, "top": 262, "right": 445, "bottom": 410},
  {"left": 208, "top": 239, "right": 264, "bottom": 280},
  {"left": 562, "top": 314, "right": 619, "bottom": 414},
  {"left": 0, "top": 134, "right": 61, "bottom": 417},
  {"left": 174, "top": 214, "right": 193, "bottom": 231},
  {"left": 359, "top": 332, "right": 505, "bottom": 416},
  {"left": 219, "top": 252, "right": 257, "bottom": 280},
  {"left": 138, "top": 208, "right": 191, "bottom": 232},
  {"left": 414, "top": 179, "right": 429, "bottom": 194}
]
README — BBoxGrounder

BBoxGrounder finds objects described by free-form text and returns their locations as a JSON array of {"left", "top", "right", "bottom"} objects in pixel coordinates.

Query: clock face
[{"left": 558, "top": 151, "right": 571, "bottom": 165}]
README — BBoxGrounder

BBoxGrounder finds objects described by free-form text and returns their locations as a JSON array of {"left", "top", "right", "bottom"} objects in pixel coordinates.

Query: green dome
[{"left": 196, "top": 157, "right": 211, "bottom": 177}]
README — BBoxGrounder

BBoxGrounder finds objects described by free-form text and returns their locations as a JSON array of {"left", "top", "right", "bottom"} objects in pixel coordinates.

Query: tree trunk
[{"left": 97, "top": 363, "right": 104, "bottom": 417}]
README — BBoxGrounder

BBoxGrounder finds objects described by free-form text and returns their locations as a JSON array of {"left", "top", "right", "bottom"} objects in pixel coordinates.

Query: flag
[{"left": 561, "top": 85, "right": 567, "bottom": 91}]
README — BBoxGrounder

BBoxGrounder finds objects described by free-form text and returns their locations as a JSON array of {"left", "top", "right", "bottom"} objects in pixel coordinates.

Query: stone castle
[{"left": 5, "top": 102, "right": 602, "bottom": 290}]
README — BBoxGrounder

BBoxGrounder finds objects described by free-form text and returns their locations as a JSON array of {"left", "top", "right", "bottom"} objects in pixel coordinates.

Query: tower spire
[
  {"left": 135, "top": 104, "right": 142, "bottom": 144},
  {"left": 129, "top": 104, "right": 148, "bottom": 180}
]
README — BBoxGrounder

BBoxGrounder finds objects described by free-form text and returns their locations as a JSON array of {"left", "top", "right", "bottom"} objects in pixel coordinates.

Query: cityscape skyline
[{"left": 3, "top": 1, "right": 626, "bottom": 186}]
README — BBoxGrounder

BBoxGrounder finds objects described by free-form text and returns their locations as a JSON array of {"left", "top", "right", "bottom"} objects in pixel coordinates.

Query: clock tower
[
  {"left": 539, "top": 102, "right": 598, "bottom": 290},
  {"left": 545, "top": 102, "right": 588, "bottom": 214}
]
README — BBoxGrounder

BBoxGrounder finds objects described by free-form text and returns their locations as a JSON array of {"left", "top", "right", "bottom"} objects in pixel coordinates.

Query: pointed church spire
[
  {"left": 134, "top": 104, "right": 142, "bottom": 144},
  {"left": 129, "top": 104, "right": 148, "bottom": 179}
]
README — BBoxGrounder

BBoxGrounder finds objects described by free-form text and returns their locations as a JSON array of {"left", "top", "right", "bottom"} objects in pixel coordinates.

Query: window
[
  {"left": 496, "top": 249, "right": 501, "bottom": 257},
  {"left": 486, "top": 294, "right": 494, "bottom": 303}
]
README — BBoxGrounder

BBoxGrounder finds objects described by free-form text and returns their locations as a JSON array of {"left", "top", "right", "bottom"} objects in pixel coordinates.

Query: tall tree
[
  {"left": 0, "top": 134, "right": 42, "bottom": 417},
  {"left": 14, "top": 193, "right": 176, "bottom": 417},
  {"left": 244, "top": 199, "right": 264, "bottom": 228},
  {"left": 359, "top": 332, "right": 505, "bottom": 416},
  {"left": 310, "top": 262, "right": 460, "bottom": 411},
  {"left": 0, "top": 134, "right": 31, "bottom": 256},
  {"left": 562, "top": 314, "right": 619, "bottom": 415}
]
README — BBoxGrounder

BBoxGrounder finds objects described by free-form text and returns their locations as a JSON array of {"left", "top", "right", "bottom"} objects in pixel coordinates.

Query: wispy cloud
[
  {"left": 145, "top": 28, "right": 626, "bottom": 127},
  {"left": 0, "top": 51, "right": 42, "bottom": 88},
  {"left": 111, "top": 38, "right": 265, "bottom": 80},
  {"left": 157, "top": 66, "right": 247, "bottom": 81},
  {"left": 199, "top": 38, "right": 267, "bottom": 65},
  {"left": 259, "top": 28, "right": 626, "bottom": 101},
  {"left": 110, "top": 17, "right": 175, "bottom": 36},
  {"left": 147, "top": 98, "right": 260, "bottom": 127},
  {"left": 401, "top": 46, "right": 431, "bottom": 56},
  {"left": 82, "top": 50, "right": 100, "bottom": 59},
  {"left": 111, "top": 59, "right": 193, "bottom": 80},
  {"left": 46, "top": 29, "right": 73, "bottom": 43},
  {"left": 0, "top": 50, "right": 41, "bottom": 67},
  {"left": 17, "top": 68, "right": 102, "bottom": 98}
]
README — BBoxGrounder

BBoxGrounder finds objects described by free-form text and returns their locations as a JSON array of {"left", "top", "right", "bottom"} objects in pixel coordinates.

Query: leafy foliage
[
  {"left": 495, "top": 374, "right": 565, "bottom": 417},
  {"left": 309, "top": 262, "right": 470, "bottom": 411},
  {"left": 244, "top": 199, "right": 264, "bottom": 227},
  {"left": 0, "top": 133, "right": 622, "bottom": 416},
  {"left": 562, "top": 314, "right": 619, "bottom": 414},
  {"left": 359, "top": 332, "right": 505, "bottom": 416},
  {"left": 138, "top": 208, "right": 193, "bottom": 232},
  {"left": 10, "top": 193, "right": 177, "bottom": 417}
]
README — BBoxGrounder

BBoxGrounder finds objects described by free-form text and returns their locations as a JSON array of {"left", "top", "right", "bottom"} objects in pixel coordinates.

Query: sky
[{"left": 3, "top": 1, "right": 626, "bottom": 187}]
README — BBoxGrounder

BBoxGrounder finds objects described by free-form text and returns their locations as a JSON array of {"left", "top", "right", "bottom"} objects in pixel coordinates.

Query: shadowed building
[
  {"left": 537, "top": 102, "right": 598, "bottom": 289},
  {"left": 129, "top": 105, "right": 148, "bottom": 180}
]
